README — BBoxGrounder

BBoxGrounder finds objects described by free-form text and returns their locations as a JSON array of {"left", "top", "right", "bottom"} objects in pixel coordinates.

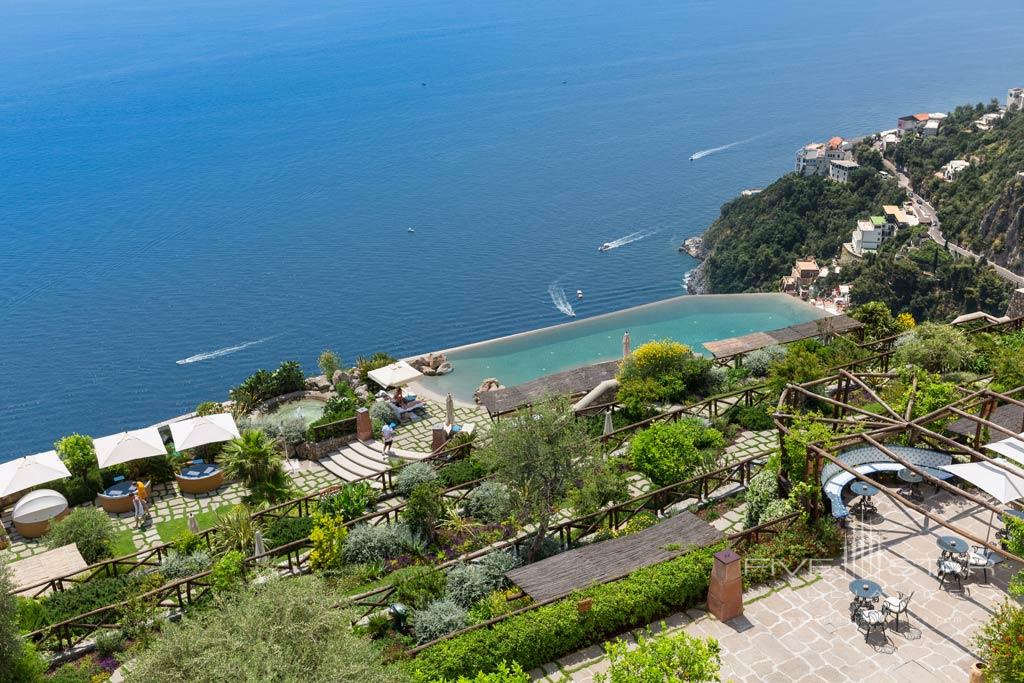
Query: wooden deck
[
  {"left": 478, "top": 359, "right": 621, "bottom": 417},
  {"left": 703, "top": 314, "right": 862, "bottom": 359},
  {"left": 505, "top": 511, "right": 723, "bottom": 603},
  {"left": 947, "top": 403, "right": 1024, "bottom": 443},
  {"left": 8, "top": 544, "right": 87, "bottom": 596}
]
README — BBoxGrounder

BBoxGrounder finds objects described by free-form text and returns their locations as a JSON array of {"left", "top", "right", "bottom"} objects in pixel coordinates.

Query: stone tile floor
[
  {"left": 547, "top": 491, "right": 1018, "bottom": 683},
  {"left": 0, "top": 465, "right": 335, "bottom": 563},
  {"left": 389, "top": 400, "right": 490, "bottom": 453}
]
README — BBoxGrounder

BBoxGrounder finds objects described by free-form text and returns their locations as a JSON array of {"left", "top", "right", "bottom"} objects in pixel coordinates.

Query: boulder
[
  {"left": 474, "top": 378, "right": 503, "bottom": 403},
  {"left": 410, "top": 352, "right": 450, "bottom": 372}
]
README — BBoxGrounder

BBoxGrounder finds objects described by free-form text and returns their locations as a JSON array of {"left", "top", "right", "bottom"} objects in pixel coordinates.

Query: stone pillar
[
  {"left": 707, "top": 549, "right": 743, "bottom": 622},
  {"left": 1006, "top": 288, "right": 1024, "bottom": 319},
  {"left": 432, "top": 425, "right": 447, "bottom": 452},
  {"left": 356, "top": 407, "right": 372, "bottom": 443}
]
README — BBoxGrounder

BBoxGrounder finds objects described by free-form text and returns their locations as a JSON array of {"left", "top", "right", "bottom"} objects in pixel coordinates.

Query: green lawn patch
[
  {"left": 109, "top": 529, "right": 137, "bottom": 558},
  {"left": 154, "top": 504, "right": 233, "bottom": 544}
]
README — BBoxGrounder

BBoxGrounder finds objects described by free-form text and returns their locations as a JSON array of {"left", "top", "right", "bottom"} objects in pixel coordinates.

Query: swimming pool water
[{"left": 418, "top": 293, "right": 827, "bottom": 402}]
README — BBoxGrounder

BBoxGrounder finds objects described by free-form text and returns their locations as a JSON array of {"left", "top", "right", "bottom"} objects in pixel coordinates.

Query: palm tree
[{"left": 220, "top": 430, "right": 291, "bottom": 505}]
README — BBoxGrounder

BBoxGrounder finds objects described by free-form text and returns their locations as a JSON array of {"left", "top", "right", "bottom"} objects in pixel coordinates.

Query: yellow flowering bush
[
  {"left": 896, "top": 312, "right": 916, "bottom": 330},
  {"left": 617, "top": 340, "right": 713, "bottom": 416},
  {"left": 308, "top": 513, "right": 349, "bottom": 573}
]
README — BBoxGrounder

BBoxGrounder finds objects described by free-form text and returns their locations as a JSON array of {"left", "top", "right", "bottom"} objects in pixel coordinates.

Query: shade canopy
[
  {"left": 93, "top": 427, "right": 167, "bottom": 469},
  {"left": 0, "top": 451, "right": 71, "bottom": 498},
  {"left": 368, "top": 360, "right": 422, "bottom": 388},
  {"left": 169, "top": 413, "right": 240, "bottom": 451},
  {"left": 941, "top": 461, "right": 1024, "bottom": 505},
  {"left": 12, "top": 489, "right": 68, "bottom": 523},
  {"left": 986, "top": 436, "right": 1024, "bottom": 467}
]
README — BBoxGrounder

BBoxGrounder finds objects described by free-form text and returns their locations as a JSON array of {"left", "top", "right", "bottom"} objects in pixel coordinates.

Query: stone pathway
[
  {"left": 390, "top": 400, "right": 489, "bottom": 452},
  {"left": 544, "top": 492, "right": 1017, "bottom": 683}
]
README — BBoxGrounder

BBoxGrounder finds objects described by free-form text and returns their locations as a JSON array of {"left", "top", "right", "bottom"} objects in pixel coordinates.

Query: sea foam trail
[
  {"left": 602, "top": 229, "right": 657, "bottom": 250},
  {"left": 176, "top": 337, "right": 275, "bottom": 365},
  {"left": 547, "top": 284, "right": 576, "bottom": 317},
  {"left": 690, "top": 135, "right": 760, "bottom": 161}
]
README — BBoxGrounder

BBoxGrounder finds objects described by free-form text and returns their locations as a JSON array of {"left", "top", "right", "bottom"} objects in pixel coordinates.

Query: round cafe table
[
  {"left": 849, "top": 481, "right": 879, "bottom": 517},
  {"left": 937, "top": 536, "right": 968, "bottom": 555},
  {"left": 849, "top": 579, "right": 882, "bottom": 605},
  {"left": 898, "top": 468, "right": 924, "bottom": 501}
]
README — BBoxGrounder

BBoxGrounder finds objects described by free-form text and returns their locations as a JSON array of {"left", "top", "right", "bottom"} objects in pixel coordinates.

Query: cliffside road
[{"left": 882, "top": 158, "right": 1024, "bottom": 287}]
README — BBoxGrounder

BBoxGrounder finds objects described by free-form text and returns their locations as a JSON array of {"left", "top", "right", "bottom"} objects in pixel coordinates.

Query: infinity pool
[{"left": 416, "top": 294, "right": 827, "bottom": 403}]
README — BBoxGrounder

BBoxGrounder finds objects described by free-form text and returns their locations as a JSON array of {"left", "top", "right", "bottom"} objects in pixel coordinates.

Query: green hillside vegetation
[
  {"left": 889, "top": 103, "right": 1024, "bottom": 255},
  {"left": 819, "top": 228, "right": 1013, "bottom": 320},
  {"left": 702, "top": 171, "right": 904, "bottom": 292}
]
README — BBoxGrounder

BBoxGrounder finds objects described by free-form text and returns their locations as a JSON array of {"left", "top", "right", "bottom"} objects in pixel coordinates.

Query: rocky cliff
[{"left": 974, "top": 176, "right": 1024, "bottom": 271}]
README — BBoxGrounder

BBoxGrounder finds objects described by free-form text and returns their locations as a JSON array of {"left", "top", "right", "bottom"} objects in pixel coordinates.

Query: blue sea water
[{"left": 3, "top": 0, "right": 1024, "bottom": 460}]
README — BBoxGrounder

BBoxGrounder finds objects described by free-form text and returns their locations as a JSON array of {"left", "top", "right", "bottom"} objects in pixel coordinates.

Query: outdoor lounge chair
[
  {"left": 390, "top": 398, "right": 426, "bottom": 420},
  {"left": 882, "top": 591, "right": 913, "bottom": 630}
]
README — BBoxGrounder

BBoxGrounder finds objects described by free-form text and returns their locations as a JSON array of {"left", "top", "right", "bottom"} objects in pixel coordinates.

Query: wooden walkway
[
  {"left": 505, "top": 511, "right": 722, "bottom": 602},
  {"left": 8, "top": 544, "right": 87, "bottom": 596},
  {"left": 479, "top": 360, "right": 621, "bottom": 417},
  {"left": 703, "top": 314, "right": 862, "bottom": 359}
]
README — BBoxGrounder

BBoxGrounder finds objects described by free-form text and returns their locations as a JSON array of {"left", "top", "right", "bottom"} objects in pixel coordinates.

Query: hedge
[{"left": 412, "top": 543, "right": 723, "bottom": 681}]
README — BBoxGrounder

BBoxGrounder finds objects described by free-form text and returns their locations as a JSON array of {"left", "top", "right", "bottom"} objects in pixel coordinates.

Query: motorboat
[
  {"left": 598, "top": 243, "right": 613, "bottom": 252},
  {"left": 408, "top": 227, "right": 416, "bottom": 233},
  {"left": 576, "top": 289, "right": 584, "bottom": 299}
]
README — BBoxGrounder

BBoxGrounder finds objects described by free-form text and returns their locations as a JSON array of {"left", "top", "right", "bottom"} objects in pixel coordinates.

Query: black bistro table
[
  {"left": 937, "top": 535, "right": 968, "bottom": 556},
  {"left": 850, "top": 481, "right": 879, "bottom": 517},
  {"left": 849, "top": 579, "right": 882, "bottom": 612},
  {"left": 897, "top": 468, "right": 925, "bottom": 501}
]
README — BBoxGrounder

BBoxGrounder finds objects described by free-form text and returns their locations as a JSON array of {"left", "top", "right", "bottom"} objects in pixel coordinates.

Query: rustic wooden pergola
[{"left": 773, "top": 371, "right": 1024, "bottom": 567}]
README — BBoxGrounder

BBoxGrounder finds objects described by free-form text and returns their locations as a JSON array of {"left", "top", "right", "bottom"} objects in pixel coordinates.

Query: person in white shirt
[{"left": 381, "top": 422, "right": 395, "bottom": 459}]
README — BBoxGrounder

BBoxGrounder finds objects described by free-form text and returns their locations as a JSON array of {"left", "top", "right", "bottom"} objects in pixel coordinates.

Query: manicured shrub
[
  {"left": 160, "top": 550, "right": 213, "bottom": 580},
  {"left": 307, "top": 385, "right": 360, "bottom": 440},
  {"left": 426, "top": 661, "right": 530, "bottom": 683},
  {"left": 437, "top": 456, "right": 488, "bottom": 488},
  {"left": 893, "top": 322, "right": 975, "bottom": 373},
  {"left": 171, "top": 531, "right": 206, "bottom": 555},
  {"left": 370, "top": 400, "right": 396, "bottom": 427},
  {"left": 724, "top": 404, "right": 774, "bottom": 431},
  {"left": 413, "top": 545, "right": 723, "bottom": 680},
  {"left": 51, "top": 434, "right": 103, "bottom": 506},
  {"left": 596, "top": 626, "right": 720, "bottom": 683},
  {"left": 393, "top": 566, "right": 448, "bottom": 609},
  {"left": 15, "top": 597, "right": 49, "bottom": 633},
  {"left": 477, "top": 551, "right": 521, "bottom": 588},
  {"left": 395, "top": 462, "right": 439, "bottom": 497},
  {"left": 263, "top": 514, "right": 314, "bottom": 551},
  {"left": 41, "top": 575, "right": 144, "bottom": 626},
  {"left": 616, "top": 340, "right": 714, "bottom": 415},
  {"left": 760, "top": 499, "right": 793, "bottom": 524},
  {"left": 343, "top": 523, "right": 405, "bottom": 565},
  {"left": 444, "top": 564, "right": 494, "bottom": 609},
  {"left": 48, "top": 659, "right": 104, "bottom": 683},
  {"left": 414, "top": 599, "right": 468, "bottom": 645},
  {"left": 128, "top": 576, "right": 409, "bottom": 683},
  {"left": 308, "top": 513, "right": 349, "bottom": 574},
  {"left": 463, "top": 482, "right": 512, "bottom": 524},
  {"left": 743, "top": 467, "right": 780, "bottom": 529},
  {"left": 94, "top": 629, "right": 125, "bottom": 657},
  {"left": 45, "top": 508, "right": 116, "bottom": 564},
  {"left": 741, "top": 519, "right": 842, "bottom": 589},
  {"left": 404, "top": 482, "right": 445, "bottom": 541},
  {"left": 316, "top": 481, "right": 376, "bottom": 522},
  {"left": 974, "top": 600, "right": 1024, "bottom": 681},
  {"left": 743, "top": 345, "right": 787, "bottom": 378},
  {"left": 211, "top": 550, "right": 246, "bottom": 592},
  {"left": 629, "top": 418, "right": 725, "bottom": 488}
]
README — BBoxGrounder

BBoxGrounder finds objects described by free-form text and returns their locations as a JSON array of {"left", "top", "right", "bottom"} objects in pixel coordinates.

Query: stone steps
[{"left": 318, "top": 439, "right": 431, "bottom": 483}]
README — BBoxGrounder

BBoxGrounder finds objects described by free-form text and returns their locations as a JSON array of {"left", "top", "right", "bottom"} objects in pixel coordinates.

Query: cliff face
[{"left": 975, "top": 177, "right": 1024, "bottom": 271}]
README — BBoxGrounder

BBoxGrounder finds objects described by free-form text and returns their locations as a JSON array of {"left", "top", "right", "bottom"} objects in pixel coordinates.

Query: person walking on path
[
  {"left": 131, "top": 491, "right": 146, "bottom": 528},
  {"left": 381, "top": 422, "right": 395, "bottom": 460}
]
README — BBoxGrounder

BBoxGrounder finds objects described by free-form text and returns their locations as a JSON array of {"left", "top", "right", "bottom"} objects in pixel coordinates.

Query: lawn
[
  {"left": 110, "top": 529, "right": 137, "bottom": 558},
  {"left": 154, "top": 504, "right": 233, "bottom": 544}
]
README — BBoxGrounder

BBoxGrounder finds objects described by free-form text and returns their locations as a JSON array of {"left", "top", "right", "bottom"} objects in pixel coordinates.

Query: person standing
[
  {"left": 131, "top": 491, "right": 145, "bottom": 528},
  {"left": 381, "top": 422, "right": 395, "bottom": 459}
]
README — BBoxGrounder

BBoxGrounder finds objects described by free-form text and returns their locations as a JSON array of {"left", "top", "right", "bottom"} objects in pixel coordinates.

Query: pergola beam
[
  {"left": 783, "top": 383, "right": 903, "bottom": 424},
  {"left": 839, "top": 370, "right": 903, "bottom": 421}
]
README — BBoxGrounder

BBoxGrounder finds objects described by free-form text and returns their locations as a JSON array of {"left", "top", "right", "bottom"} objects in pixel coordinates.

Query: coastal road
[{"left": 882, "top": 159, "right": 1024, "bottom": 287}]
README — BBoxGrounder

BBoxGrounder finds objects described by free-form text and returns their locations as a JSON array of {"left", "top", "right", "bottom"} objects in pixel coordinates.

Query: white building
[
  {"left": 796, "top": 143, "right": 827, "bottom": 175},
  {"left": 829, "top": 159, "right": 859, "bottom": 183},
  {"left": 849, "top": 215, "right": 896, "bottom": 256},
  {"left": 942, "top": 159, "right": 970, "bottom": 181},
  {"left": 921, "top": 119, "right": 940, "bottom": 137},
  {"left": 974, "top": 111, "right": 1004, "bottom": 131},
  {"left": 1008, "top": 87, "right": 1024, "bottom": 111}
]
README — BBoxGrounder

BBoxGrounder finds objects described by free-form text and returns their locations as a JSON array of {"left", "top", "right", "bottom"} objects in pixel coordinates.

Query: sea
[{"left": 3, "top": 0, "right": 1024, "bottom": 460}]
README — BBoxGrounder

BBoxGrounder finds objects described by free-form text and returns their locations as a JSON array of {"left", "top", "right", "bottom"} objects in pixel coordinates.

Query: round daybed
[
  {"left": 176, "top": 462, "right": 224, "bottom": 495},
  {"left": 12, "top": 489, "right": 69, "bottom": 538},
  {"left": 97, "top": 480, "right": 151, "bottom": 514}
]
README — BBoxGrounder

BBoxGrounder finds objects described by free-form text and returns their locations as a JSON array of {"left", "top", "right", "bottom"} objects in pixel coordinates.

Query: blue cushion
[{"left": 112, "top": 475, "right": 125, "bottom": 482}]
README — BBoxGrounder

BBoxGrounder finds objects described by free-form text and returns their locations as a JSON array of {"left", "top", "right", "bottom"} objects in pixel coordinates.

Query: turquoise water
[
  {"left": 260, "top": 398, "right": 327, "bottom": 428},
  {"left": 421, "top": 293, "right": 825, "bottom": 401}
]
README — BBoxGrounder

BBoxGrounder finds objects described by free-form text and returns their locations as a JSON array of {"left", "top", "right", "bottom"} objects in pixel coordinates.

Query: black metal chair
[
  {"left": 856, "top": 606, "right": 887, "bottom": 642},
  {"left": 882, "top": 590, "right": 913, "bottom": 630},
  {"left": 938, "top": 556, "right": 968, "bottom": 590}
]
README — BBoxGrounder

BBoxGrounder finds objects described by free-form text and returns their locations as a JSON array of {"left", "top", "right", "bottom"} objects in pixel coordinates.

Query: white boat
[
  {"left": 576, "top": 289, "right": 584, "bottom": 299},
  {"left": 407, "top": 227, "right": 416, "bottom": 233},
  {"left": 598, "top": 243, "right": 613, "bottom": 252}
]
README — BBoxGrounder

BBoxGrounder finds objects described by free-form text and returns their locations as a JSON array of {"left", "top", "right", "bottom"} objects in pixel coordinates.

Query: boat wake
[
  {"left": 547, "top": 284, "right": 576, "bottom": 317},
  {"left": 176, "top": 336, "right": 275, "bottom": 365},
  {"left": 690, "top": 135, "right": 760, "bottom": 161},
  {"left": 600, "top": 230, "right": 657, "bottom": 251}
]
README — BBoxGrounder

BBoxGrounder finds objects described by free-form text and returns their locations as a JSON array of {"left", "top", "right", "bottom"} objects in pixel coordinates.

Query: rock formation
[{"left": 474, "top": 378, "right": 503, "bottom": 403}]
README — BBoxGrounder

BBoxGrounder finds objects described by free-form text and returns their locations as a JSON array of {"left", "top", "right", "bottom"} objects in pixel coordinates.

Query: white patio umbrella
[
  {"left": 622, "top": 332, "right": 632, "bottom": 358},
  {"left": 603, "top": 409, "right": 615, "bottom": 437},
  {"left": 986, "top": 436, "right": 1024, "bottom": 468},
  {"left": 368, "top": 360, "right": 422, "bottom": 389},
  {"left": 93, "top": 427, "right": 166, "bottom": 469},
  {"left": 446, "top": 393, "right": 456, "bottom": 425},
  {"left": 941, "top": 460, "right": 1024, "bottom": 541},
  {"left": 0, "top": 451, "right": 72, "bottom": 498},
  {"left": 169, "top": 413, "right": 241, "bottom": 451}
]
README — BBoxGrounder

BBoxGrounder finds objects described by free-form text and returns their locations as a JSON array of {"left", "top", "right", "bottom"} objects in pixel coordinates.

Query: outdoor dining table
[
  {"left": 849, "top": 481, "right": 879, "bottom": 519},
  {"left": 849, "top": 579, "right": 882, "bottom": 606},
  {"left": 937, "top": 535, "right": 969, "bottom": 555},
  {"left": 898, "top": 468, "right": 925, "bottom": 501}
]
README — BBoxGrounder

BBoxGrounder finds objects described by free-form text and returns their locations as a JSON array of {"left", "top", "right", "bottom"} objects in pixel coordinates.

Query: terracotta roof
[
  {"left": 913, "top": 113, "right": 930, "bottom": 121},
  {"left": 828, "top": 136, "right": 844, "bottom": 149}
]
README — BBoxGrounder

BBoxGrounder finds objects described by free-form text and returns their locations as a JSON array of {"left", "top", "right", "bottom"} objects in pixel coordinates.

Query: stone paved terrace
[
  {"left": 546, "top": 491, "right": 1018, "bottom": 683},
  {"left": 389, "top": 399, "right": 489, "bottom": 452}
]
